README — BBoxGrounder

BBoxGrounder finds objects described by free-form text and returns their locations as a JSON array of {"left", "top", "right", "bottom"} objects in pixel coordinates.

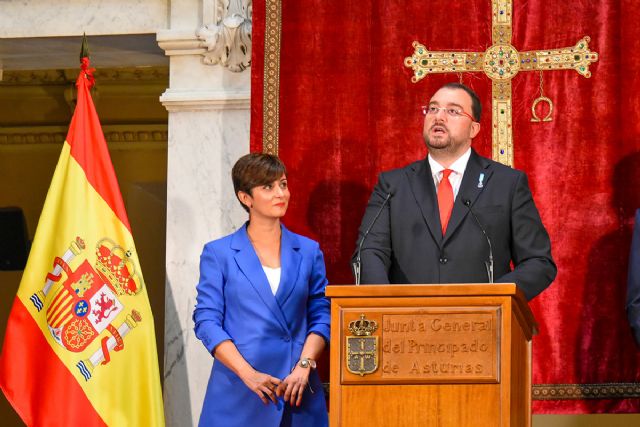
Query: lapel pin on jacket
[{"left": 478, "top": 173, "right": 485, "bottom": 189}]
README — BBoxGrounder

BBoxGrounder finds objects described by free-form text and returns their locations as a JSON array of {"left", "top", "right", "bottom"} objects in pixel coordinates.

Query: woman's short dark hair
[{"left": 232, "top": 153, "right": 287, "bottom": 212}]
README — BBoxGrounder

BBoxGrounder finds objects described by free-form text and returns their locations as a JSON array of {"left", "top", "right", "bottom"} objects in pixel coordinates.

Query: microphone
[
  {"left": 463, "top": 198, "right": 494, "bottom": 283},
  {"left": 353, "top": 192, "right": 391, "bottom": 285}
]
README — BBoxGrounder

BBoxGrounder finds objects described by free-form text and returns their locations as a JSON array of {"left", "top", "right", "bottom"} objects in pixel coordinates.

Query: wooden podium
[{"left": 325, "top": 284, "right": 537, "bottom": 427}]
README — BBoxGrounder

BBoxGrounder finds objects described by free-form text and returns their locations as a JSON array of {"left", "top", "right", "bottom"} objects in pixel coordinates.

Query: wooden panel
[
  {"left": 510, "top": 308, "right": 532, "bottom": 427},
  {"left": 340, "top": 384, "right": 501, "bottom": 427},
  {"left": 327, "top": 284, "right": 520, "bottom": 298},
  {"left": 328, "top": 285, "right": 536, "bottom": 427},
  {"left": 340, "top": 307, "right": 501, "bottom": 384},
  {"left": 330, "top": 296, "right": 343, "bottom": 424},
  {"left": 499, "top": 299, "right": 513, "bottom": 425}
]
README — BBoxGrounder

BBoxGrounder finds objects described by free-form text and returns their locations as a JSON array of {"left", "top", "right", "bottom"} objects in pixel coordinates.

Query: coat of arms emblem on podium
[{"left": 346, "top": 314, "right": 379, "bottom": 376}]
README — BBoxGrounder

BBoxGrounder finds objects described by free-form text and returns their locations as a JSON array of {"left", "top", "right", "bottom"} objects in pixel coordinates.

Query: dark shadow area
[
  {"left": 0, "top": 207, "right": 29, "bottom": 271},
  {"left": 306, "top": 179, "right": 372, "bottom": 286},
  {"left": 162, "top": 277, "right": 193, "bottom": 425},
  {"left": 305, "top": 178, "right": 371, "bottom": 401},
  {"left": 576, "top": 151, "right": 640, "bottom": 412},
  {"left": 0, "top": 271, "right": 27, "bottom": 427},
  {"left": 126, "top": 181, "right": 167, "bottom": 383}
]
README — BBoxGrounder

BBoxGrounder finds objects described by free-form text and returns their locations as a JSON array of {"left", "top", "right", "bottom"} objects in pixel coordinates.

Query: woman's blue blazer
[{"left": 194, "top": 223, "right": 330, "bottom": 426}]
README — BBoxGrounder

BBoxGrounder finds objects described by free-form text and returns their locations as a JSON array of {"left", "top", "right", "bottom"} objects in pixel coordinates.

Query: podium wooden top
[
  {"left": 326, "top": 283, "right": 536, "bottom": 335},
  {"left": 326, "top": 283, "right": 522, "bottom": 299}
]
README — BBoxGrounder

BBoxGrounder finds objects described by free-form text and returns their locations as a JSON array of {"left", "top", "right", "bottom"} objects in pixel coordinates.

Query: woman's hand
[
  {"left": 239, "top": 368, "right": 282, "bottom": 405},
  {"left": 276, "top": 365, "right": 311, "bottom": 407}
]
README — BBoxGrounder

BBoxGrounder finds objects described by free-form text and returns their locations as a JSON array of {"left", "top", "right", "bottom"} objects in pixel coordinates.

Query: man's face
[{"left": 422, "top": 87, "right": 480, "bottom": 156}]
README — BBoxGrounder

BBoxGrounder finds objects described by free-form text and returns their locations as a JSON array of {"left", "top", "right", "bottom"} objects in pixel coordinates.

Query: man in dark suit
[{"left": 353, "top": 82, "right": 556, "bottom": 300}]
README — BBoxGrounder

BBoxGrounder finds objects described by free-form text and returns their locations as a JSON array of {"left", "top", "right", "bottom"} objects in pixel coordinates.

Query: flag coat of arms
[{"left": 0, "top": 56, "right": 165, "bottom": 426}]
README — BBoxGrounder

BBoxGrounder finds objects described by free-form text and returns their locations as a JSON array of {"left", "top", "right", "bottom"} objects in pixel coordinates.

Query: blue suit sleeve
[
  {"left": 193, "top": 244, "right": 233, "bottom": 354},
  {"left": 307, "top": 244, "right": 331, "bottom": 343}
]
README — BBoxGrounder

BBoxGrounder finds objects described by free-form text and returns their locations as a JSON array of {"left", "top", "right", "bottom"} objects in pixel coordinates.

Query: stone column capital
[{"left": 158, "top": 1, "right": 252, "bottom": 72}]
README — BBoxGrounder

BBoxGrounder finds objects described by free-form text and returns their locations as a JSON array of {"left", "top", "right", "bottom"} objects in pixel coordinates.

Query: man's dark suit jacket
[{"left": 354, "top": 149, "right": 557, "bottom": 301}]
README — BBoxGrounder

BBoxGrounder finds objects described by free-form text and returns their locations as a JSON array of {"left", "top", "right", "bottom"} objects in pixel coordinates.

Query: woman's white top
[{"left": 262, "top": 265, "right": 281, "bottom": 295}]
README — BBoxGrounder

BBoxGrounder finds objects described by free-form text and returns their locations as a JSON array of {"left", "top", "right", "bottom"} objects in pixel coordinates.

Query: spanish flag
[{"left": 0, "top": 49, "right": 165, "bottom": 425}]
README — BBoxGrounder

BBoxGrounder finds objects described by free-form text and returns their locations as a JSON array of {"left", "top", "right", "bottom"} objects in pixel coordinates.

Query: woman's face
[{"left": 241, "top": 174, "right": 290, "bottom": 219}]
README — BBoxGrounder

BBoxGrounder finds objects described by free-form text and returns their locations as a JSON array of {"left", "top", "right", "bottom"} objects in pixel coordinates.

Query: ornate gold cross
[{"left": 404, "top": 0, "right": 598, "bottom": 167}]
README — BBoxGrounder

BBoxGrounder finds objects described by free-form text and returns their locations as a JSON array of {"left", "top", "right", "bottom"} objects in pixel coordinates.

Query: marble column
[{"left": 158, "top": 1, "right": 252, "bottom": 425}]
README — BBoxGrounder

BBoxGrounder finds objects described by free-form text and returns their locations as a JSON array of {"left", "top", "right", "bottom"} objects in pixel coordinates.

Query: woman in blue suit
[{"left": 194, "top": 153, "right": 330, "bottom": 427}]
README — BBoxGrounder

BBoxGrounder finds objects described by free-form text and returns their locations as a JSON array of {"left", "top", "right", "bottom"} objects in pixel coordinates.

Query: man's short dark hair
[
  {"left": 232, "top": 153, "right": 287, "bottom": 213},
  {"left": 441, "top": 82, "right": 482, "bottom": 122}
]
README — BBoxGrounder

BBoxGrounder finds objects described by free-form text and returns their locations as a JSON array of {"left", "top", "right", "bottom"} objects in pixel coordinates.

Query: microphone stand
[
  {"left": 353, "top": 193, "right": 391, "bottom": 285},
  {"left": 464, "top": 199, "right": 494, "bottom": 283}
]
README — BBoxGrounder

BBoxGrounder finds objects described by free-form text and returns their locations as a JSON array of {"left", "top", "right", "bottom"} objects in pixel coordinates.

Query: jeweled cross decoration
[{"left": 404, "top": 0, "right": 598, "bottom": 167}]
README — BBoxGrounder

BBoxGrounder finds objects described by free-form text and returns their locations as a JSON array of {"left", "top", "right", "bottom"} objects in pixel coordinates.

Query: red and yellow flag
[{"left": 0, "top": 57, "right": 165, "bottom": 426}]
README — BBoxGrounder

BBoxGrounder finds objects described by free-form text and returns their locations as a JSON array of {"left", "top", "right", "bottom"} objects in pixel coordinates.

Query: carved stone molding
[
  {"left": 197, "top": 0, "right": 252, "bottom": 72},
  {"left": 1, "top": 67, "right": 168, "bottom": 128},
  {"left": 156, "top": 31, "right": 203, "bottom": 56},
  {"left": 1, "top": 67, "right": 169, "bottom": 85},
  {"left": 159, "top": 89, "right": 250, "bottom": 111},
  {"left": 0, "top": 131, "right": 66, "bottom": 145},
  {"left": 532, "top": 383, "right": 640, "bottom": 400},
  {"left": 1, "top": 70, "right": 68, "bottom": 85},
  {"left": 0, "top": 125, "right": 168, "bottom": 145}
]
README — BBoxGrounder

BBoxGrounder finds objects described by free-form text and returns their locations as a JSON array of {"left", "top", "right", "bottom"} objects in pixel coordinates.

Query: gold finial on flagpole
[{"left": 80, "top": 32, "right": 90, "bottom": 60}]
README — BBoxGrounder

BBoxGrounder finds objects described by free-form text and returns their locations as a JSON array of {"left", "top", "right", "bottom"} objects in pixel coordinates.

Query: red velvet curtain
[{"left": 251, "top": 0, "right": 640, "bottom": 413}]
